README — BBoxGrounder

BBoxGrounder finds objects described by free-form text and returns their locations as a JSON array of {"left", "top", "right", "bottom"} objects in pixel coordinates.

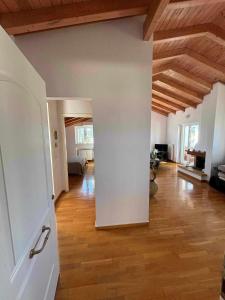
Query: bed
[{"left": 68, "top": 157, "right": 87, "bottom": 176}]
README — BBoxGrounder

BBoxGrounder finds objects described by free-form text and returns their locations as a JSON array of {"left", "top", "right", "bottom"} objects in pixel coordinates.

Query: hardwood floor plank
[{"left": 55, "top": 162, "right": 225, "bottom": 300}]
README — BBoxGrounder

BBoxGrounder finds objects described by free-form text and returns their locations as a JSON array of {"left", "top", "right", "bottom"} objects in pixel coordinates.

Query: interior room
[{"left": 1, "top": 1, "right": 225, "bottom": 300}]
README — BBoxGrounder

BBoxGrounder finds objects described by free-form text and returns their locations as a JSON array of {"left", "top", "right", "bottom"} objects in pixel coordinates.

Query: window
[
  {"left": 75, "top": 125, "right": 94, "bottom": 144},
  {"left": 181, "top": 123, "right": 199, "bottom": 165}
]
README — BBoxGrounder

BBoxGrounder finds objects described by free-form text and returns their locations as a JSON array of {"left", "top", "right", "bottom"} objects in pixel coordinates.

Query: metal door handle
[{"left": 29, "top": 226, "right": 51, "bottom": 259}]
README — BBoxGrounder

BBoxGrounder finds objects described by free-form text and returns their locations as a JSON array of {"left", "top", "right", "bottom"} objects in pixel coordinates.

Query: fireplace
[
  {"left": 187, "top": 150, "right": 206, "bottom": 170},
  {"left": 178, "top": 150, "right": 207, "bottom": 181}
]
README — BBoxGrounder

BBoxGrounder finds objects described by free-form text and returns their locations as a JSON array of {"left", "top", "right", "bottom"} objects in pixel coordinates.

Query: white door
[{"left": 0, "top": 27, "right": 59, "bottom": 300}]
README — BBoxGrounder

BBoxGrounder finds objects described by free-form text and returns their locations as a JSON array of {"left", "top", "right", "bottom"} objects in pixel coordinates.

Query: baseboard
[
  {"left": 95, "top": 221, "right": 149, "bottom": 230},
  {"left": 54, "top": 190, "right": 65, "bottom": 205},
  {"left": 167, "top": 159, "right": 176, "bottom": 163}
]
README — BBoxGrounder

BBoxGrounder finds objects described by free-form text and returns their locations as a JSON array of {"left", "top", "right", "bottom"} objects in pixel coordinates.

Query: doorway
[
  {"left": 64, "top": 116, "right": 95, "bottom": 197},
  {"left": 47, "top": 98, "right": 94, "bottom": 201}
]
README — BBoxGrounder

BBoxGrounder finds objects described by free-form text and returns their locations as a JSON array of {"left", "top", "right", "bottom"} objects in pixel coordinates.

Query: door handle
[{"left": 29, "top": 226, "right": 51, "bottom": 259}]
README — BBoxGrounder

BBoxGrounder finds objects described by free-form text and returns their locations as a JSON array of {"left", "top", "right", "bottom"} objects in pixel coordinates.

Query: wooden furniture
[
  {"left": 210, "top": 176, "right": 225, "bottom": 194},
  {"left": 187, "top": 149, "right": 206, "bottom": 170},
  {"left": 187, "top": 149, "right": 206, "bottom": 157},
  {"left": 178, "top": 149, "right": 207, "bottom": 180}
]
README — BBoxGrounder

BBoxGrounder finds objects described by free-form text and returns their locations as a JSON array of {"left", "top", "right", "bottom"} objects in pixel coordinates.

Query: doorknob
[{"left": 29, "top": 226, "right": 51, "bottom": 259}]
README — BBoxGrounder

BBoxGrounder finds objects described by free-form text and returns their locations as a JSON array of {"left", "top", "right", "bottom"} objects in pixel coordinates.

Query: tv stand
[{"left": 156, "top": 151, "right": 168, "bottom": 161}]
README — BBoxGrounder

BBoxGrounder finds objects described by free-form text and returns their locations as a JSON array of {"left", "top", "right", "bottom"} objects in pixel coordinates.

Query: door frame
[{"left": 47, "top": 97, "right": 92, "bottom": 193}]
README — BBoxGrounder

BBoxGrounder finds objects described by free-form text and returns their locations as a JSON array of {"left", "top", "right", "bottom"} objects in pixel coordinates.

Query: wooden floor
[{"left": 55, "top": 163, "right": 225, "bottom": 300}]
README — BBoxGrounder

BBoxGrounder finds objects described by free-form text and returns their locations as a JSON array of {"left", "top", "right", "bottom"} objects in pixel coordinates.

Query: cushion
[
  {"left": 218, "top": 172, "right": 225, "bottom": 180},
  {"left": 218, "top": 165, "right": 225, "bottom": 173}
]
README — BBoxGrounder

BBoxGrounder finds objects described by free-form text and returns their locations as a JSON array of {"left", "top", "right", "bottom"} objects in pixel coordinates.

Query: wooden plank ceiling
[
  {"left": 65, "top": 117, "right": 93, "bottom": 127},
  {"left": 1, "top": 0, "right": 225, "bottom": 117}
]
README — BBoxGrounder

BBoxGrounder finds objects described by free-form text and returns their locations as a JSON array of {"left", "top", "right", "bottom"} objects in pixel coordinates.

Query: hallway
[{"left": 55, "top": 163, "right": 225, "bottom": 300}]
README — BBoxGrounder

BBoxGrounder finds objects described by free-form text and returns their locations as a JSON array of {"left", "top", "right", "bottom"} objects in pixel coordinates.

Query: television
[{"left": 155, "top": 144, "right": 168, "bottom": 152}]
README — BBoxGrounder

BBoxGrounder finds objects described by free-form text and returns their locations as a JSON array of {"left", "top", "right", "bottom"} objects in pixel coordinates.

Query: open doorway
[
  {"left": 47, "top": 98, "right": 94, "bottom": 203},
  {"left": 64, "top": 116, "right": 95, "bottom": 198}
]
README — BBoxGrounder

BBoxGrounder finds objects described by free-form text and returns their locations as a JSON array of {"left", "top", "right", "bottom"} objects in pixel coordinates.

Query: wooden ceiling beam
[
  {"left": 165, "top": 65, "right": 212, "bottom": 91},
  {"left": 152, "top": 106, "right": 168, "bottom": 117},
  {"left": 152, "top": 63, "right": 172, "bottom": 75},
  {"left": 186, "top": 48, "right": 225, "bottom": 81},
  {"left": 0, "top": 0, "right": 150, "bottom": 35},
  {"left": 65, "top": 118, "right": 92, "bottom": 127},
  {"left": 153, "top": 48, "right": 184, "bottom": 63},
  {"left": 65, "top": 117, "right": 92, "bottom": 126},
  {"left": 152, "top": 101, "right": 176, "bottom": 113},
  {"left": 154, "top": 24, "right": 225, "bottom": 48},
  {"left": 153, "top": 73, "right": 203, "bottom": 103},
  {"left": 168, "top": 0, "right": 225, "bottom": 9},
  {"left": 152, "top": 83, "right": 197, "bottom": 108},
  {"left": 152, "top": 93, "right": 185, "bottom": 111},
  {"left": 153, "top": 63, "right": 211, "bottom": 93},
  {"left": 82, "top": 118, "right": 93, "bottom": 123},
  {"left": 65, "top": 117, "right": 83, "bottom": 124},
  {"left": 153, "top": 47, "right": 225, "bottom": 82},
  {"left": 154, "top": 24, "right": 208, "bottom": 44},
  {"left": 65, "top": 121, "right": 81, "bottom": 127},
  {"left": 152, "top": 103, "right": 170, "bottom": 113},
  {"left": 65, "top": 117, "right": 75, "bottom": 122},
  {"left": 152, "top": 63, "right": 211, "bottom": 91},
  {"left": 143, "top": 0, "right": 170, "bottom": 41}
]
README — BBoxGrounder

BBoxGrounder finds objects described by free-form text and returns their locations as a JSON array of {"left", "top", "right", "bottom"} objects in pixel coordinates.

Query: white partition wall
[{"left": 16, "top": 17, "right": 152, "bottom": 227}]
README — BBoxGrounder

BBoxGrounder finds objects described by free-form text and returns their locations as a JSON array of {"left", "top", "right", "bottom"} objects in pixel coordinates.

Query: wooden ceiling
[
  {"left": 1, "top": 0, "right": 225, "bottom": 116},
  {"left": 152, "top": 0, "right": 225, "bottom": 116},
  {"left": 65, "top": 117, "right": 93, "bottom": 127}
]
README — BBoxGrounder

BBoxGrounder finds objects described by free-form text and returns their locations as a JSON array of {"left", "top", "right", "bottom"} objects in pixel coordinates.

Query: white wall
[
  {"left": 211, "top": 83, "right": 225, "bottom": 172},
  {"left": 199, "top": 88, "right": 217, "bottom": 177},
  {"left": 16, "top": 17, "right": 153, "bottom": 227},
  {"left": 167, "top": 83, "right": 225, "bottom": 179},
  {"left": 150, "top": 111, "right": 167, "bottom": 151},
  {"left": 47, "top": 101, "right": 64, "bottom": 200}
]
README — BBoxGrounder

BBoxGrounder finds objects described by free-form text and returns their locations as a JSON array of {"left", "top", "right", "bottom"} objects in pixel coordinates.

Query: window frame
[{"left": 75, "top": 124, "right": 94, "bottom": 145}]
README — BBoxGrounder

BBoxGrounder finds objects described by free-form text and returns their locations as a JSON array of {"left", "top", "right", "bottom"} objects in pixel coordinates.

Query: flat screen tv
[{"left": 155, "top": 144, "right": 168, "bottom": 152}]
